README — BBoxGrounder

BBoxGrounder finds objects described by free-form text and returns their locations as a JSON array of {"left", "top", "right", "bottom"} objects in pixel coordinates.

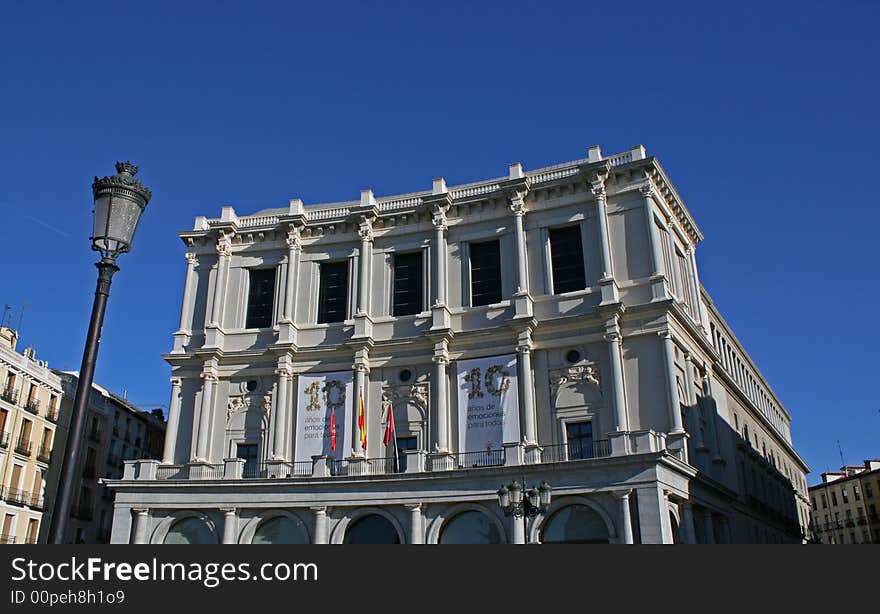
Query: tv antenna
[{"left": 1, "top": 304, "right": 11, "bottom": 327}]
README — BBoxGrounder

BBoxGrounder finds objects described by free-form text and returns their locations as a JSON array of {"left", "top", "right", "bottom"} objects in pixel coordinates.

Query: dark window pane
[
  {"left": 549, "top": 226, "right": 586, "bottom": 294},
  {"left": 318, "top": 261, "right": 349, "bottom": 324},
  {"left": 245, "top": 269, "right": 276, "bottom": 328},
  {"left": 566, "top": 421, "right": 593, "bottom": 460},
  {"left": 470, "top": 240, "right": 502, "bottom": 306},
  {"left": 392, "top": 252, "right": 423, "bottom": 316},
  {"left": 396, "top": 436, "right": 417, "bottom": 472},
  {"left": 343, "top": 514, "right": 400, "bottom": 544},
  {"left": 237, "top": 443, "right": 259, "bottom": 476}
]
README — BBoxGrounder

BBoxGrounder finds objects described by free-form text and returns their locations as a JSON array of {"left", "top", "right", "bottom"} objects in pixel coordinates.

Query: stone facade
[
  {"left": 0, "top": 327, "right": 63, "bottom": 544},
  {"left": 108, "top": 145, "right": 811, "bottom": 544}
]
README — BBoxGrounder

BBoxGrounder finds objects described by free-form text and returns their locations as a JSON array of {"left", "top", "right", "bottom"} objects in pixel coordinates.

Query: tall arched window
[
  {"left": 540, "top": 504, "right": 609, "bottom": 544},
  {"left": 439, "top": 511, "right": 502, "bottom": 544},
  {"left": 344, "top": 514, "right": 400, "bottom": 544},
  {"left": 163, "top": 517, "right": 216, "bottom": 544},
  {"left": 252, "top": 516, "right": 309, "bottom": 544}
]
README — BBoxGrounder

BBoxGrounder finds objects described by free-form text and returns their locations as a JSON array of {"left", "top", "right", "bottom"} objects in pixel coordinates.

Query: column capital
[
  {"left": 185, "top": 251, "right": 198, "bottom": 265},
  {"left": 604, "top": 330, "right": 622, "bottom": 343},
  {"left": 274, "top": 367, "right": 292, "bottom": 378},
  {"left": 201, "top": 371, "right": 218, "bottom": 382},
  {"left": 432, "top": 353, "right": 449, "bottom": 366},
  {"left": 591, "top": 184, "right": 607, "bottom": 201},
  {"left": 357, "top": 219, "right": 374, "bottom": 243},
  {"left": 309, "top": 506, "right": 328, "bottom": 514},
  {"left": 431, "top": 209, "right": 448, "bottom": 231},
  {"left": 285, "top": 231, "right": 302, "bottom": 252},
  {"left": 169, "top": 377, "right": 183, "bottom": 387},
  {"left": 639, "top": 183, "right": 656, "bottom": 199},
  {"left": 219, "top": 507, "right": 238, "bottom": 515},
  {"left": 216, "top": 234, "right": 233, "bottom": 257},
  {"left": 403, "top": 503, "right": 423, "bottom": 512},
  {"left": 506, "top": 190, "right": 528, "bottom": 216},
  {"left": 612, "top": 489, "right": 634, "bottom": 500},
  {"left": 131, "top": 508, "right": 150, "bottom": 515}
]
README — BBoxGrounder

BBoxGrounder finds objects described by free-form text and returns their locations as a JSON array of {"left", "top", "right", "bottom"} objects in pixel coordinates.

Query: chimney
[{"left": 0, "top": 326, "right": 17, "bottom": 351}]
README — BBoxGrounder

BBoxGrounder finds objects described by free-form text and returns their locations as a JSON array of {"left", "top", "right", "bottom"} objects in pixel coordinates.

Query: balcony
[
  {"left": 0, "top": 387, "right": 19, "bottom": 405},
  {"left": 36, "top": 445, "right": 52, "bottom": 463},
  {"left": 1, "top": 487, "right": 28, "bottom": 506},
  {"left": 23, "top": 398, "right": 40, "bottom": 415},
  {"left": 0, "top": 533, "right": 15, "bottom": 544},
  {"left": 0, "top": 431, "right": 8, "bottom": 448},
  {"left": 46, "top": 407, "right": 58, "bottom": 422},
  {"left": 26, "top": 493, "right": 44, "bottom": 510},
  {"left": 14, "top": 437, "right": 32, "bottom": 456}
]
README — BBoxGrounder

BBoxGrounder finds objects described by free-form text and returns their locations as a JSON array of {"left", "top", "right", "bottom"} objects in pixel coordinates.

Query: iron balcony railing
[
  {"left": 14, "top": 436, "right": 32, "bottom": 456},
  {"left": 27, "top": 493, "right": 44, "bottom": 510},
  {"left": 46, "top": 407, "right": 59, "bottom": 422},
  {"left": 0, "top": 533, "right": 15, "bottom": 544},
  {"left": 539, "top": 440, "right": 612, "bottom": 463},
  {"left": 0, "top": 431, "right": 9, "bottom": 448},
  {"left": 0, "top": 387, "right": 19, "bottom": 405},
  {"left": 37, "top": 444, "right": 52, "bottom": 463},
  {"left": 2, "top": 487, "right": 28, "bottom": 506},
  {"left": 24, "top": 398, "right": 40, "bottom": 415}
]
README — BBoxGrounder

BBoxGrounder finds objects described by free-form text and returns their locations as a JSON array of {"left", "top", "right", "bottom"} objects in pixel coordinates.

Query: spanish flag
[{"left": 358, "top": 388, "right": 367, "bottom": 451}]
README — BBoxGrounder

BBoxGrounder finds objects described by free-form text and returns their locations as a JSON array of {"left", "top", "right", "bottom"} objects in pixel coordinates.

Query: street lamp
[
  {"left": 497, "top": 479, "right": 552, "bottom": 544},
  {"left": 47, "top": 162, "right": 151, "bottom": 544}
]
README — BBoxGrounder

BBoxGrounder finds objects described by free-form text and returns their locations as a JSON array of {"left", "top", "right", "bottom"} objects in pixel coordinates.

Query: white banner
[
  {"left": 294, "top": 371, "right": 353, "bottom": 462},
  {"left": 456, "top": 354, "right": 520, "bottom": 454}
]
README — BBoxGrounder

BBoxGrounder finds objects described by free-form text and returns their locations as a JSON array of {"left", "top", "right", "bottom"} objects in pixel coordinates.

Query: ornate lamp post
[
  {"left": 497, "top": 479, "right": 552, "bottom": 544},
  {"left": 48, "top": 162, "right": 151, "bottom": 544}
]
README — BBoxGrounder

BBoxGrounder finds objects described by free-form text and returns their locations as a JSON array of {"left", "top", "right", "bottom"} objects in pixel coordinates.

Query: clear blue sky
[{"left": 1, "top": 1, "right": 877, "bottom": 482}]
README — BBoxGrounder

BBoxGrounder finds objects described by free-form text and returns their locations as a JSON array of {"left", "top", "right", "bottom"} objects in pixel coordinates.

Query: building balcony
[
  {"left": 26, "top": 493, "right": 44, "bottom": 510},
  {"left": 36, "top": 445, "right": 52, "bottom": 463},
  {"left": 46, "top": 407, "right": 58, "bottom": 422},
  {"left": 1, "top": 487, "right": 28, "bottom": 506},
  {"left": 0, "top": 533, "right": 15, "bottom": 545},
  {"left": 23, "top": 398, "right": 40, "bottom": 415},
  {"left": 14, "top": 437, "right": 32, "bottom": 456},
  {"left": 0, "top": 431, "right": 8, "bottom": 448},
  {"left": 0, "top": 387, "right": 19, "bottom": 405}
]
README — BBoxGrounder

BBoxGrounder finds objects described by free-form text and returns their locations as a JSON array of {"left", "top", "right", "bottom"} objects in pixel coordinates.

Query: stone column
[
  {"left": 640, "top": 185, "right": 664, "bottom": 277},
  {"left": 661, "top": 332, "right": 685, "bottom": 434},
  {"left": 510, "top": 515, "right": 526, "bottom": 545},
  {"left": 353, "top": 365, "right": 367, "bottom": 457},
  {"left": 272, "top": 366, "right": 290, "bottom": 460},
  {"left": 684, "top": 354, "right": 706, "bottom": 452},
  {"left": 593, "top": 184, "right": 614, "bottom": 282},
  {"left": 162, "top": 378, "right": 182, "bottom": 464},
  {"left": 702, "top": 510, "right": 715, "bottom": 544},
  {"left": 679, "top": 501, "right": 698, "bottom": 544},
  {"left": 432, "top": 344, "right": 449, "bottom": 453},
  {"left": 615, "top": 490, "right": 634, "bottom": 544},
  {"left": 221, "top": 508, "right": 238, "bottom": 544},
  {"left": 178, "top": 252, "right": 198, "bottom": 332},
  {"left": 432, "top": 209, "right": 448, "bottom": 307},
  {"left": 509, "top": 193, "right": 529, "bottom": 295},
  {"left": 405, "top": 503, "right": 424, "bottom": 544},
  {"left": 605, "top": 328, "right": 628, "bottom": 433},
  {"left": 209, "top": 235, "right": 232, "bottom": 327},
  {"left": 636, "top": 486, "right": 673, "bottom": 544},
  {"left": 311, "top": 507, "right": 329, "bottom": 544},
  {"left": 516, "top": 331, "right": 537, "bottom": 445},
  {"left": 357, "top": 219, "right": 373, "bottom": 315},
  {"left": 131, "top": 508, "right": 150, "bottom": 544},
  {"left": 282, "top": 228, "right": 301, "bottom": 322},
  {"left": 194, "top": 371, "right": 216, "bottom": 462}
]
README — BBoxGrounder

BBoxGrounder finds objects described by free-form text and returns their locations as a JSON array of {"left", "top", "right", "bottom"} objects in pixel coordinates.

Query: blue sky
[{"left": 1, "top": 1, "right": 877, "bottom": 481}]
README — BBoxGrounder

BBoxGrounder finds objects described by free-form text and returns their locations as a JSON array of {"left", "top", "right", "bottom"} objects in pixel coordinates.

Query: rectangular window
[
  {"left": 842, "top": 488, "right": 849, "bottom": 503},
  {"left": 392, "top": 252, "right": 424, "bottom": 317},
  {"left": 317, "top": 261, "right": 350, "bottom": 324},
  {"left": 245, "top": 268, "right": 276, "bottom": 329},
  {"left": 469, "top": 240, "right": 502, "bottom": 306},
  {"left": 396, "top": 436, "right": 418, "bottom": 473},
  {"left": 549, "top": 226, "right": 586, "bottom": 294},
  {"left": 831, "top": 492, "right": 838, "bottom": 506},
  {"left": 236, "top": 443, "right": 259, "bottom": 476},
  {"left": 565, "top": 421, "right": 593, "bottom": 460},
  {"left": 866, "top": 482, "right": 874, "bottom": 498},
  {"left": 854, "top": 485, "right": 861, "bottom": 501}
]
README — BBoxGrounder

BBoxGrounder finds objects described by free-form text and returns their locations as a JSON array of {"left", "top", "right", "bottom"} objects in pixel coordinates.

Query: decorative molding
[{"left": 549, "top": 364, "right": 601, "bottom": 399}]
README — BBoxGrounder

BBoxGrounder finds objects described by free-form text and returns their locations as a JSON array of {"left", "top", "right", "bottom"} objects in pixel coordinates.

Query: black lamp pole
[
  {"left": 498, "top": 478, "right": 552, "bottom": 544},
  {"left": 47, "top": 162, "right": 150, "bottom": 544}
]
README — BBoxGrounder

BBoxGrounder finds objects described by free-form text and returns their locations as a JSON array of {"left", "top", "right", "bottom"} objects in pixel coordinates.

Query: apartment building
[{"left": 809, "top": 460, "right": 880, "bottom": 544}]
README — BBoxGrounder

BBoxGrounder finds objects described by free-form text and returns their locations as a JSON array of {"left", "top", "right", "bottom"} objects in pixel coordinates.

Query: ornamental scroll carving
[{"left": 549, "top": 365, "right": 602, "bottom": 405}]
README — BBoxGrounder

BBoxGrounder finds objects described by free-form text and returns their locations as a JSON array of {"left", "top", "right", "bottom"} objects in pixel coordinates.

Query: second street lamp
[
  {"left": 497, "top": 478, "right": 552, "bottom": 544},
  {"left": 47, "top": 162, "right": 151, "bottom": 544}
]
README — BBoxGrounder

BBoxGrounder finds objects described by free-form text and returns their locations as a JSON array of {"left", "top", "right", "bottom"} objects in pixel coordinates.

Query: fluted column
[
  {"left": 405, "top": 503, "right": 424, "bottom": 544},
  {"left": 194, "top": 371, "right": 216, "bottom": 462},
  {"left": 357, "top": 219, "right": 373, "bottom": 315},
  {"left": 162, "top": 378, "right": 182, "bottom": 464},
  {"left": 282, "top": 228, "right": 301, "bottom": 322},
  {"left": 592, "top": 184, "right": 614, "bottom": 282},
  {"left": 221, "top": 508, "right": 238, "bottom": 544},
  {"left": 640, "top": 185, "right": 664, "bottom": 277},
  {"left": 615, "top": 490, "right": 634, "bottom": 544},
  {"left": 178, "top": 252, "right": 198, "bottom": 332},
  {"left": 661, "top": 332, "right": 685, "bottom": 434},
  {"left": 606, "top": 328, "right": 628, "bottom": 432},
  {"left": 272, "top": 367, "right": 291, "bottom": 460},
  {"left": 209, "top": 235, "right": 232, "bottom": 327},
  {"left": 432, "top": 345, "right": 449, "bottom": 453},
  {"left": 131, "top": 508, "right": 149, "bottom": 544},
  {"left": 516, "top": 332, "right": 537, "bottom": 445},
  {"left": 311, "top": 507, "right": 329, "bottom": 544},
  {"left": 432, "top": 208, "right": 448, "bottom": 307}
]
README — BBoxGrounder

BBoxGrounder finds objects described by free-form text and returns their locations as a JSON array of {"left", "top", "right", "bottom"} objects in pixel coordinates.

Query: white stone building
[{"left": 109, "top": 145, "right": 811, "bottom": 544}]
